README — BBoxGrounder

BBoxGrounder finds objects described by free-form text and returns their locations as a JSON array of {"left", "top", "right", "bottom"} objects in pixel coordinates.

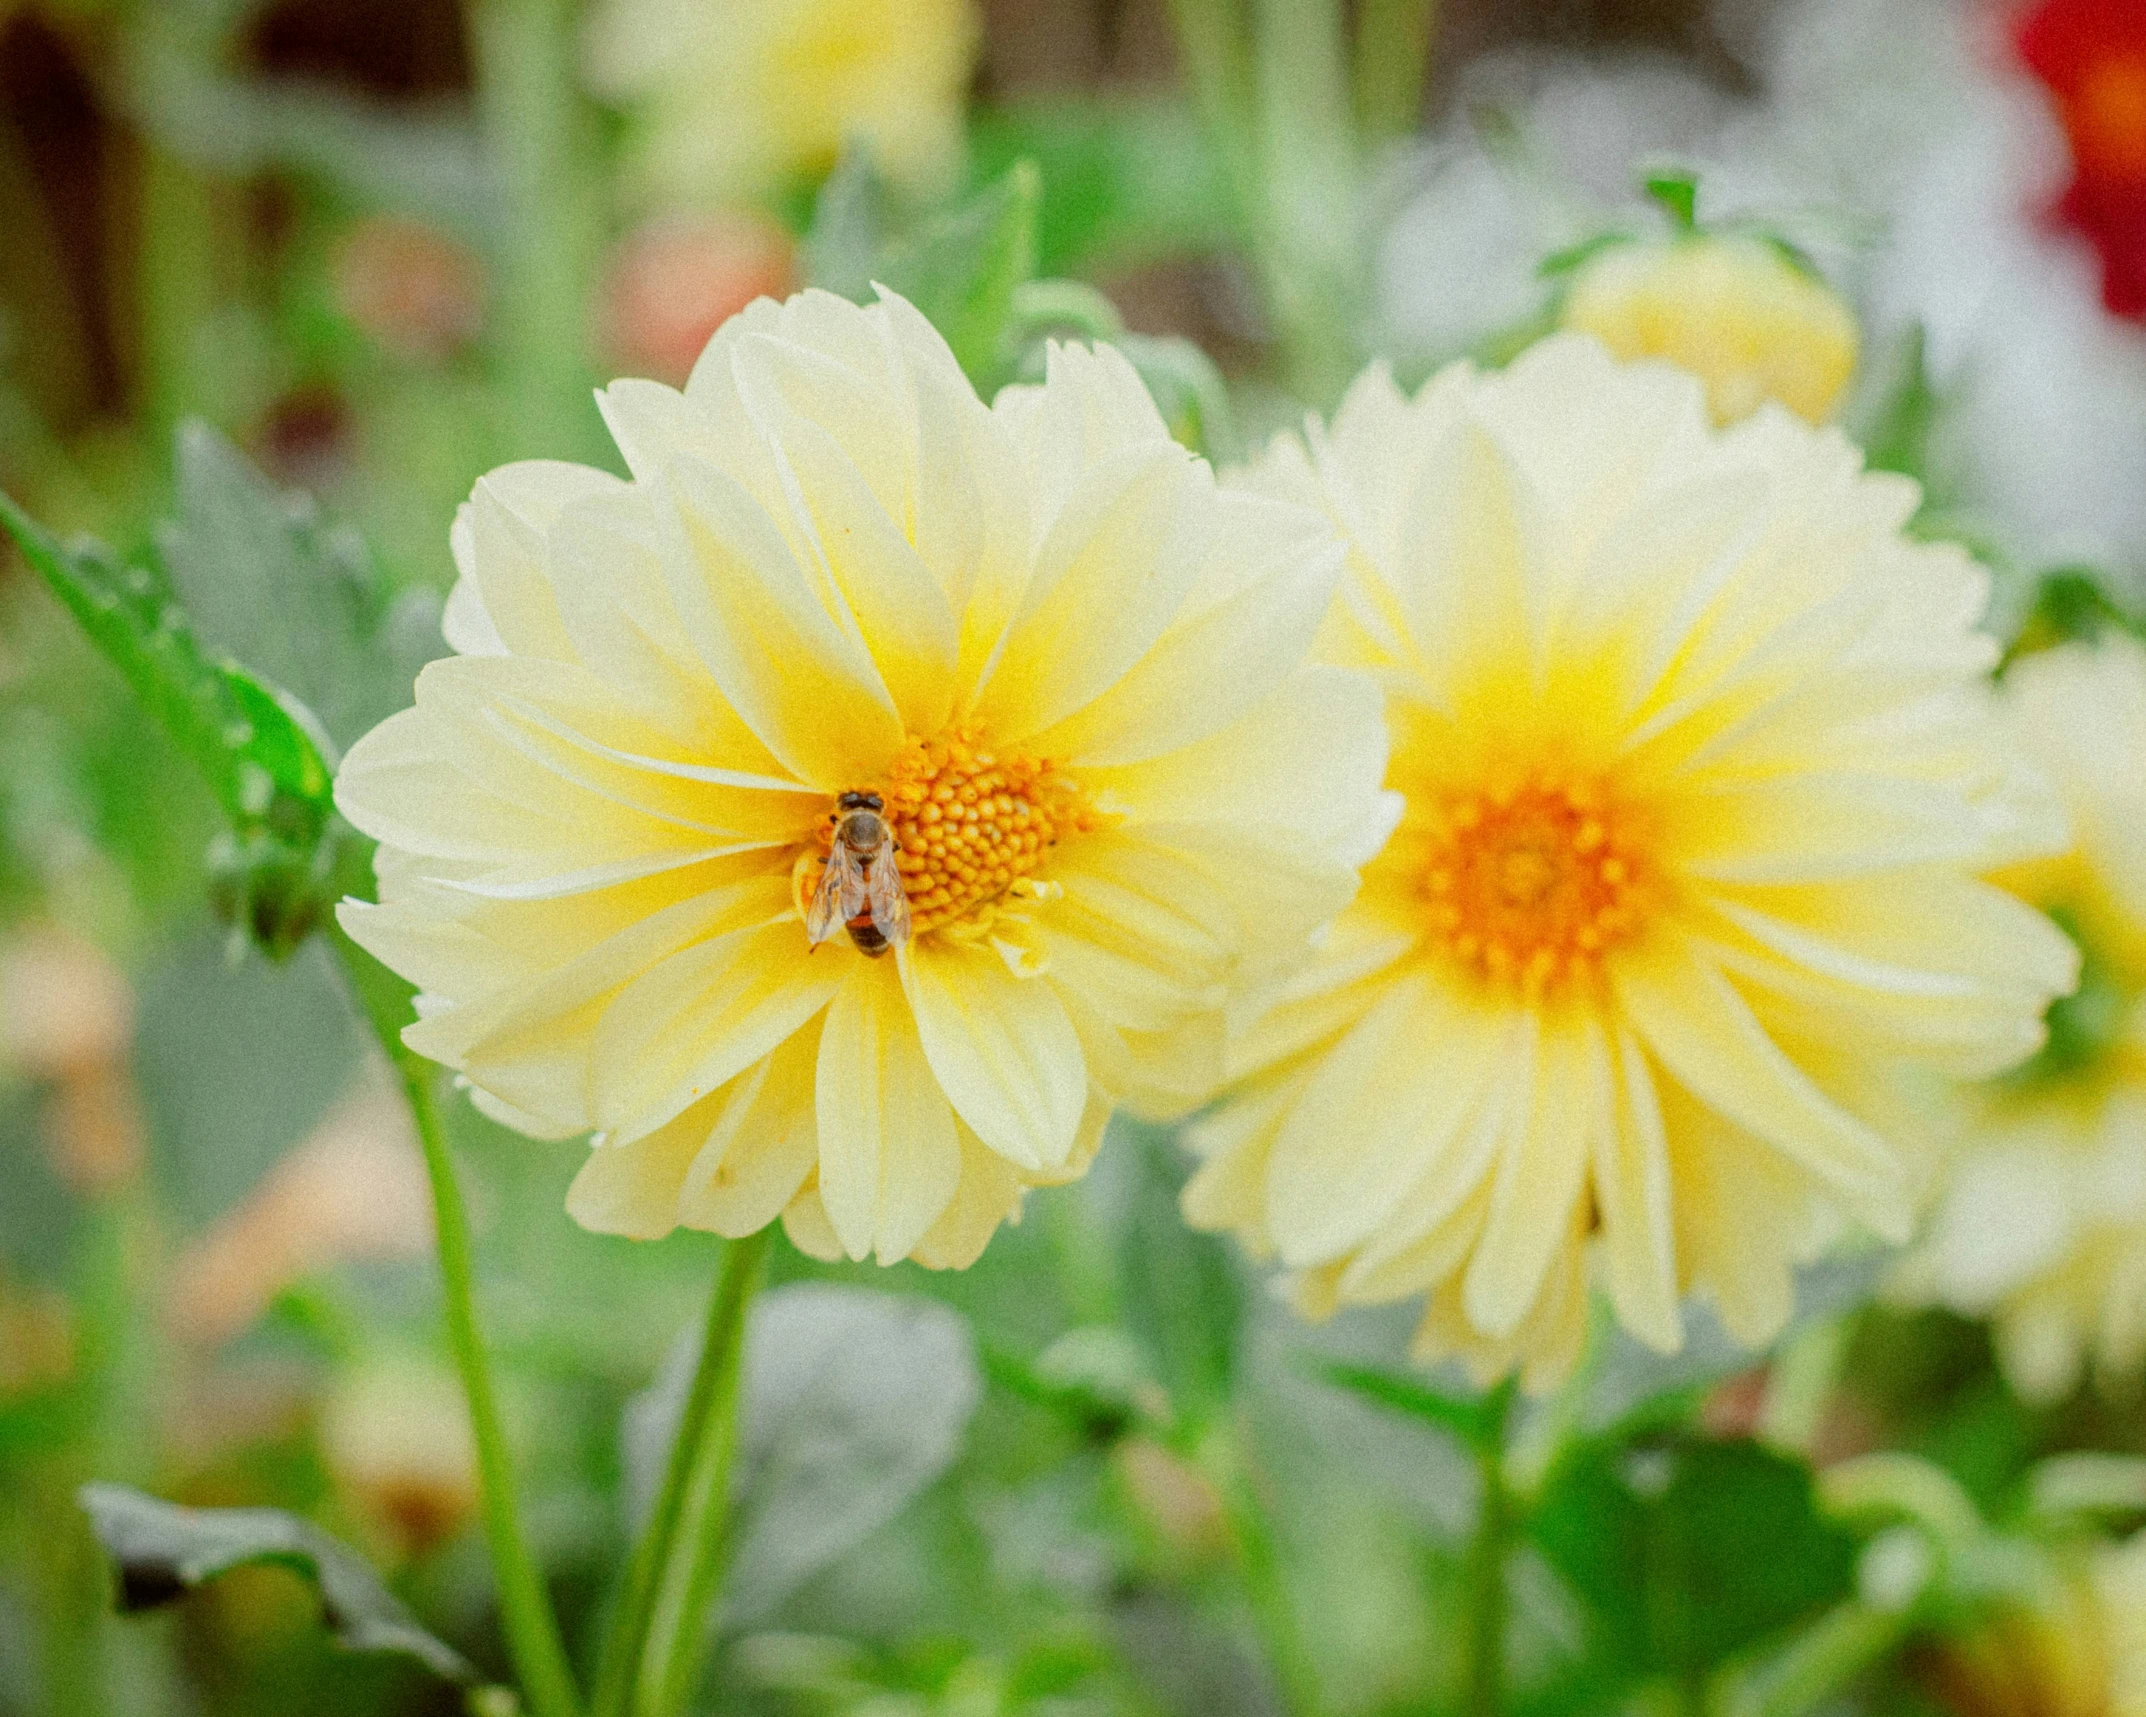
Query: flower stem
[
  {"left": 1464, "top": 1388, "right": 1516, "bottom": 1717},
  {"left": 330, "top": 915, "right": 582, "bottom": 1717},
  {"left": 590, "top": 1228, "right": 771, "bottom": 1717},
  {"left": 465, "top": 0, "right": 604, "bottom": 466},
  {"left": 1353, "top": 0, "right": 1440, "bottom": 145},
  {"left": 396, "top": 1055, "right": 585, "bottom": 1717},
  {"left": 1196, "top": 1420, "right": 1326, "bottom": 1717}
]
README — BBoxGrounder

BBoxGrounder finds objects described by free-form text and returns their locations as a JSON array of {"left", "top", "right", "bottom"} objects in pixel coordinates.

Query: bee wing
[
  {"left": 805, "top": 842, "right": 867, "bottom": 946},
  {"left": 866, "top": 836, "right": 912, "bottom": 948}
]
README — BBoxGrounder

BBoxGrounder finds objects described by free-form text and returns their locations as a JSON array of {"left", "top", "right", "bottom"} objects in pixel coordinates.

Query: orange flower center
[
  {"left": 813, "top": 728, "right": 1102, "bottom": 937},
  {"left": 2072, "top": 51, "right": 2146, "bottom": 183},
  {"left": 1422, "top": 777, "right": 1647, "bottom": 994}
]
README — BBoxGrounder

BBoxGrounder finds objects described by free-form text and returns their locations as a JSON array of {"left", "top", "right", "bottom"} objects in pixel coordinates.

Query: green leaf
[
  {"left": 877, "top": 161, "right": 1042, "bottom": 389},
  {"left": 1, "top": 487, "right": 344, "bottom": 956},
  {"left": 1528, "top": 1434, "right": 1857, "bottom": 1684},
  {"left": 1642, "top": 167, "right": 1700, "bottom": 231},
  {"left": 2002, "top": 566, "right": 2146, "bottom": 669},
  {"left": 968, "top": 96, "right": 1238, "bottom": 275},
  {"left": 77, "top": 1483, "right": 474, "bottom": 1683},
  {"left": 1859, "top": 322, "right": 1941, "bottom": 483},
  {"left": 805, "top": 154, "right": 1041, "bottom": 389},
  {"left": 1113, "top": 333, "right": 1240, "bottom": 463},
  {"left": 802, "top": 147, "right": 892, "bottom": 305},
  {"left": 1110, "top": 1117, "right": 1243, "bottom": 1427},
  {"left": 1538, "top": 230, "right": 1633, "bottom": 280},
  {"left": 158, "top": 421, "right": 439, "bottom": 750},
  {"left": 0, "top": 490, "right": 335, "bottom": 847},
  {"left": 1315, "top": 1362, "right": 1510, "bottom": 1455},
  {"left": 622, "top": 1286, "right": 982, "bottom": 1630}
]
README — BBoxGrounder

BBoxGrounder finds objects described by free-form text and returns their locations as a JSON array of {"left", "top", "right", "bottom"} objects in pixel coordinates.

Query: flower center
[
  {"left": 813, "top": 728, "right": 1100, "bottom": 938},
  {"left": 1422, "top": 777, "right": 1646, "bottom": 993}
]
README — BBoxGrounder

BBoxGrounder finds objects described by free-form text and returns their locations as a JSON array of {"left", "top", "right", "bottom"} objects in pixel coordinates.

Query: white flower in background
[
  {"left": 1903, "top": 636, "right": 2146, "bottom": 1403},
  {"left": 1375, "top": 0, "right": 2146, "bottom": 588}
]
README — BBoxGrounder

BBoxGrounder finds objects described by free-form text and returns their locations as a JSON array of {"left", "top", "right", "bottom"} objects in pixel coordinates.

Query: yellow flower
[
  {"left": 1185, "top": 334, "right": 2075, "bottom": 1390},
  {"left": 1903, "top": 637, "right": 2146, "bottom": 1402},
  {"left": 1917, "top": 1531, "right": 2146, "bottom": 1717},
  {"left": 335, "top": 288, "right": 1385, "bottom": 1269},
  {"left": 1559, "top": 235, "right": 1860, "bottom": 426},
  {"left": 582, "top": 0, "right": 978, "bottom": 207}
]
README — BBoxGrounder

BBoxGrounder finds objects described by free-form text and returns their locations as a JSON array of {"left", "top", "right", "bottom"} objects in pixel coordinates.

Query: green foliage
[
  {"left": 77, "top": 1483, "right": 474, "bottom": 1685},
  {"left": 1641, "top": 168, "right": 1700, "bottom": 232},
  {"left": 1860, "top": 323, "right": 1941, "bottom": 485},
  {"left": 1529, "top": 1434, "right": 1859, "bottom": 1691},
  {"left": 807, "top": 155, "right": 1043, "bottom": 390},
  {"left": 0, "top": 485, "right": 344, "bottom": 956},
  {"left": 968, "top": 97, "right": 1239, "bottom": 276},
  {"left": 622, "top": 1286, "right": 983, "bottom": 1631},
  {"left": 1316, "top": 1363, "right": 1512, "bottom": 1456},
  {"left": 157, "top": 421, "right": 438, "bottom": 751},
  {"left": 2004, "top": 566, "right": 2146, "bottom": 665},
  {"left": 1110, "top": 1120, "right": 1243, "bottom": 1430}
]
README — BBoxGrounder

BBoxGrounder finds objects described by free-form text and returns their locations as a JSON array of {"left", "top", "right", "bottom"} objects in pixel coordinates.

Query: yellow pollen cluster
[
  {"left": 1423, "top": 778, "right": 1645, "bottom": 994},
  {"left": 821, "top": 729, "right": 1103, "bottom": 936}
]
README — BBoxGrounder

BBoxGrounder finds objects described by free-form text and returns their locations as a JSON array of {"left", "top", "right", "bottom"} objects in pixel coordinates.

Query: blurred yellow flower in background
[
  {"left": 1916, "top": 1529, "right": 2146, "bottom": 1717},
  {"left": 335, "top": 288, "right": 1386, "bottom": 1270},
  {"left": 1902, "top": 637, "right": 2146, "bottom": 1403},
  {"left": 1559, "top": 235, "right": 1860, "bottom": 426},
  {"left": 1186, "top": 334, "right": 2075, "bottom": 1390},
  {"left": 582, "top": 0, "right": 979, "bottom": 207}
]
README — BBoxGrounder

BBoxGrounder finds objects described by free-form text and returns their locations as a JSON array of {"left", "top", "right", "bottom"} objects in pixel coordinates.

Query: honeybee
[{"left": 805, "top": 791, "right": 912, "bottom": 957}]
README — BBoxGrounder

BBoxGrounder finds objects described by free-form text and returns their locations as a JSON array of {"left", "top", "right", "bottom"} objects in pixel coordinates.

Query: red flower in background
[{"left": 2017, "top": 0, "right": 2146, "bottom": 317}]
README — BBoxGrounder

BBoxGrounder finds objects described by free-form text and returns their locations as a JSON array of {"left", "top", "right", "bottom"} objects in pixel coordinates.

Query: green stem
[
  {"left": 1249, "top": 0, "right": 1364, "bottom": 404},
  {"left": 465, "top": 0, "right": 604, "bottom": 465},
  {"left": 398, "top": 1056, "right": 585, "bottom": 1717},
  {"left": 1466, "top": 1447, "right": 1509, "bottom": 1717},
  {"left": 1196, "top": 1420, "right": 1326, "bottom": 1717},
  {"left": 1725, "top": 1600, "right": 1908, "bottom": 1717},
  {"left": 1464, "top": 1389, "right": 1516, "bottom": 1717},
  {"left": 641, "top": 1231, "right": 771, "bottom": 1717},
  {"left": 1353, "top": 0, "right": 1440, "bottom": 145},
  {"left": 330, "top": 916, "right": 583, "bottom": 1717}
]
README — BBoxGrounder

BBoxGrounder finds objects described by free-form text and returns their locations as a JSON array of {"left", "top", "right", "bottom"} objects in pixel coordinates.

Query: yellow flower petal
[
  {"left": 1612, "top": 933, "right": 1906, "bottom": 1236},
  {"left": 815, "top": 957, "right": 961, "bottom": 1262},
  {"left": 901, "top": 939, "right": 1086, "bottom": 1172}
]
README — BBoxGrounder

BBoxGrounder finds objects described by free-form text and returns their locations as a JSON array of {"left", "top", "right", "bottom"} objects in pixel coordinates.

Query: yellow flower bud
[{"left": 1558, "top": 235, "right": 1860, "bottom": 425}]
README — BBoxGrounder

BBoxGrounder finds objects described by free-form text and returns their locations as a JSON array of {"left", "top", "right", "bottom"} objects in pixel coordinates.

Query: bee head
[{"left": 836, "top": 791, "right": 884, "bottom": 812}]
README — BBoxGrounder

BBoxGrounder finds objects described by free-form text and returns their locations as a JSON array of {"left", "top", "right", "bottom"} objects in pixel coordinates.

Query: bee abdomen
[{"left": 846, "top": 917, "right": 890, "bottom": 958}]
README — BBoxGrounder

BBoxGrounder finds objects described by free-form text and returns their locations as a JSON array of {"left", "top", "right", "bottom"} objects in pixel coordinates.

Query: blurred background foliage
[{"left": 3, "top": 1, "right": 2146, "bottom": 1715}]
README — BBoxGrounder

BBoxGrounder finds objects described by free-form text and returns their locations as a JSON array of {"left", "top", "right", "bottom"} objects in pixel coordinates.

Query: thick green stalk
[
  {"left": 1250, "top": 0, "right": 1364, "bottom": 404},
  {"left": 1353, "top": 0, "right": 1440, "bottom": 145},
  {"left": 397, "top": 1054, "right": 584, "bottom": 1717},
  {"left": 638, "top": 1229, "right": 771, "bottom": 1717},
  {"left": 331, "top": 919, "right": 582, "bottom": 1717},
  {"left": 1196, "top": 1421, "right": 1326, "bottom": 1717},
  {"left": 1466, "top": 1443, "right": 1510, "bottom": 1717},
  {"left": 1464, "top": 1388, "right": 1516, "bottom": 1717},
  {"left": 589, "top": 1230, "right": 770, "bottom": 1717},
  {"left": 465, "top": 0, "right": 604, "bottom": 466},
  {"left": 1725, "top": 1601, "right": 1909, "bottom": 1717}
]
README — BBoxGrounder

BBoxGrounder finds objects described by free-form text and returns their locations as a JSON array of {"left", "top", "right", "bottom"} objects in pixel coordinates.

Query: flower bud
[{"left": 1558, "top": 235, "right": 1859, "bottom": 426}]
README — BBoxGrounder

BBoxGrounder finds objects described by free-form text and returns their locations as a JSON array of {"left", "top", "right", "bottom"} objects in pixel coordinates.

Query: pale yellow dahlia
[
  {"left": 335, "top": 288, "right": 1386, "bottom": 1269},
  {"left": 1186, "top": 334, "right": 2076, "bottom": 1389},
  {"left": 1919, "top": 1530, "right": 2146, "bottom": 1717},
  {"left": 1559, "top": 235, "right": 1860, "bottom": 427},
  {"left": 1902, "top": 637, "right": 2146, "bottom": 1402},
  {"left": 582, "top": 0, "right": 978, "bottom": 207}
]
